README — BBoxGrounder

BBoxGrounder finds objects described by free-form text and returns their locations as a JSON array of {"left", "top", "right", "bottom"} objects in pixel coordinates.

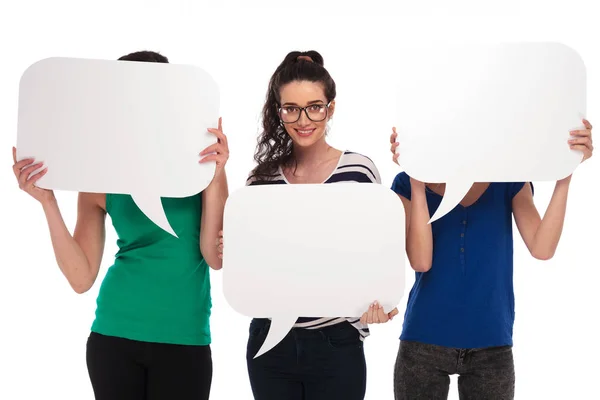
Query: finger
[
  {"left": 375, "top": 310, "right": 386, "bottom": 323},
  {"left": 393, "top": 153, "right": 399, "bottom": 165},
  {"left": 389, "top": 308, "right": 399, "bottom": 320},
  {"left": 200, "top": 154, "right": 229, "bottom": 166},
  {"left": 376, "top": 302, "right": 386, "bottom": 323},
  {"left": 13, "top": 157, "right": 35, "bottom": 175},
  {"left": 372, "top": 302, "right": 381, "bottom": 323},
  {"left": 199, "top": 154, "right": 219, "bottom": 164},
  {"left": 367, "top": 303, "right": 375, "bottom": 324},
  {"left": 200, "top": 143, "right": 221, "bottom": 156},
  {"left": 218, "top": 244, "right": 223, "bottom": 253},
  {"left": 207, "top": 128, "right": 227, "bottom": 145},
  {"left": 376, "top": 305, "right": 388, "bottom": 323},
  {"left": 390, "top": 129, "right": 398, "bottom": 143},
  {"left": 379, "top": 303, "right": 390, "bottom": 322},
  {"left": 570, "top": 144, "right": 591, "bottom": 156},
  {"left": 570, "top": 129, "right": 591, "bottom": 137},
  {"left": 12, "top": 147, "right": 17, "bottom": 163},
  {"left": 360, "top": 312, "right": 367, "bottom": 325},
  {"left": 583, "top": 119, "right": 593, "bottom": 130},
  {"left": 29, "top": 167, "right": 48, "bottom": 186},
  {"left": 218, "top": 117, "right": 222, "bottom": 132},
  {"left": 570, "top": 142, "right": 593, "bottom": 151},
  {"left": 24, "top": 165, "right": 47, "bottom": 188},
  {"left": 390, "top": 142, "right": 399, "bottom": 153},
  {"left": 218, "top": 230, "right": 223, "bottom": 236},
  {"left": 370, "top": 303, "right": 377, "bottom": 324},
  {"left": 568, "top": 137, "right": 592, "bottom": 146},
  {"left": 18, "top": 162, "right": 44, "bottom": 188}
]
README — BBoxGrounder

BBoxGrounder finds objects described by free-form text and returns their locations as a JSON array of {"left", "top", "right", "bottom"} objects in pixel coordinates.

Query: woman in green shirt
[{"left": 11, "top": 50, "right": 228, "bottom": 400}]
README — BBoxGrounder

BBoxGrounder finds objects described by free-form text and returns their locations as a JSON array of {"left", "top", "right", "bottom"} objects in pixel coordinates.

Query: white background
[{"left": 1, "top": 1, "right": 599, "bottom": 399}]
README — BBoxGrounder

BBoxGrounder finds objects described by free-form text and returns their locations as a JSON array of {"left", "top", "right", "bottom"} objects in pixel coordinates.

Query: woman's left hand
[
  {"left": 217, "top": 230, "right": 224, "bottom": 260},
  {"left": 200, "top": 117, "right": 229, "bottom": 177},
  {"left": 569, "top": 119, "right": 593, "bottom": 163},
  {"left": 360, "top": 301, "right": 399, "bottom": 325}
]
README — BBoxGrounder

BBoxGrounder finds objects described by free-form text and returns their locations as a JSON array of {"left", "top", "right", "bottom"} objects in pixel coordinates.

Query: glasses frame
[{"left": 277, "top": 102, "right": 331, "bottom": 124}]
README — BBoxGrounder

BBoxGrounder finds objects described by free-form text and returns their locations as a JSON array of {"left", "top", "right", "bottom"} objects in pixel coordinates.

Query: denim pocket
[
  {"left": 248, "top": 319, "right": 269, "bottom": 338},
  {"left": 322, "top": 323, "right": 364, "bottom": 351}
]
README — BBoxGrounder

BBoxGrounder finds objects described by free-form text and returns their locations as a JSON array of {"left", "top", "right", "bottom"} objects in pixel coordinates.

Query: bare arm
[
  {"left": 200, "top": 173, "right": 228, "bottom": 270},
  {"left": 43, "top": 192, "right": 107, "bottom": 293},
  {"left": 12, "top": 147, "right": 106, "bottom": 293},
  {"left": 513, "top": 118, "right": 593, "bottom": 260},
  {"left": 390, "top": 129, "right": 433, "bottom": 272},
  {"left": 512, "top": 180, "right": 570, "bottom": 260},
  {"left": 401, "top": 179, "right": 433, "bottom": 272},
  {"left": 198, "top": 117, "right": 229, "bottom": 270}
]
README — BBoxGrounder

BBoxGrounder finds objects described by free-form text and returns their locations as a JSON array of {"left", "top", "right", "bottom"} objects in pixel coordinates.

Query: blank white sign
[
  {"left": 16, "top": 57, "right": 220, "bottom": 236},
  {"left": 222, "top": 183, "right": 406, "bottom": 357},
  {"left": 394, "top": 42, "right": 586, "bottom": 222}
]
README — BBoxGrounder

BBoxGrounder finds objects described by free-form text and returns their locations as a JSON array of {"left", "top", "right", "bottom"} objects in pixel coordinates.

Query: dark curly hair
[
  {"left": 251, "top": 50, "right": 336, "bottom": 181},
  {"left": 118, "top": 50, "right": 169, "bottom": 63}
]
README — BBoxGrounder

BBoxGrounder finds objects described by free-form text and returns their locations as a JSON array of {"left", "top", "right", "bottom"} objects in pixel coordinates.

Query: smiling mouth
[{"left": 295, "top": 128, "right": 316, "bottom": 137}]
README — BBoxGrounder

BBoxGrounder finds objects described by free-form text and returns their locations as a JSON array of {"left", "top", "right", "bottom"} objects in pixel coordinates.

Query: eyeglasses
[{"left": 278, "top": 102, "right": 331, "bottom": 124}]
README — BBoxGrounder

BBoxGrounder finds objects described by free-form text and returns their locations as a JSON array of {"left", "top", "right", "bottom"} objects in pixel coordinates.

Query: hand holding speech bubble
[
  {"left": 222, "top": 183, "right": 406, "bottom": 358},
  {"left": 16, "top": 57, "right": 220, "bottom": 236},
  {"left": 394, "top": 42, "right": 586, "bottom": 222}
]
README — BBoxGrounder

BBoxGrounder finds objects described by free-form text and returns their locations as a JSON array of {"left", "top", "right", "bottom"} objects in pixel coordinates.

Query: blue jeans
[{"left": 246, "top": 319, "right": 367, "bottom": 400}]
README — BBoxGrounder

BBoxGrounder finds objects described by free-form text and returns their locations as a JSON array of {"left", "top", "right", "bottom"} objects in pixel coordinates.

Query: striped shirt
[{"left": 246, "top": 150, "right": 382, "bottom": 340}]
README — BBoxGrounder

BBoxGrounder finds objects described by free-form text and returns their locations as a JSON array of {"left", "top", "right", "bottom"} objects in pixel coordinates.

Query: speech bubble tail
[
  {"left": 428, "top": 181, "right": 473, "bottom": 224},
  {"left": 131, "top": 194, "right": 178, "bottom": 238},
  {"left": 253, "top": 315, "right": 297, "bottom": 359}
]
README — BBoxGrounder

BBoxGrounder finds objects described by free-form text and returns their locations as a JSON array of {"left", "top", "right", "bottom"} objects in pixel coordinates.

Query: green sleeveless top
[{"left": 91, "top": 193, "right": 211, "bottom": 346}]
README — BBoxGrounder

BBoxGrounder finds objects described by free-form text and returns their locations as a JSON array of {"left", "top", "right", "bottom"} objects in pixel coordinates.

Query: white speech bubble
[
  {"left": 394, "top": 42, "right": 586, "bottom": 222},
  {"left": 222, "top": 183, "right": 406, "bottom": 358},
  {"left": 16, "top": 57, "right": 220, "bottom": 236}
]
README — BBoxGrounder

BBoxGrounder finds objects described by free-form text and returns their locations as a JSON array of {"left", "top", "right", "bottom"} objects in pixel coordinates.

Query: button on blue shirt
[{"left": 391, "top": 172, "right": 533, "bottom": 349}]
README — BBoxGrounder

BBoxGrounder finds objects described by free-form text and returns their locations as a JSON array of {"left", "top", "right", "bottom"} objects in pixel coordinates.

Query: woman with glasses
[
  {"left": 387, "top": 119, "right": 593, "bottom": 399},
  {"left": 218, "top": 50, "right": 397, "bottom": 400},
  {"left": 11, "top": 50, "right": 228, "bottom": 400}
]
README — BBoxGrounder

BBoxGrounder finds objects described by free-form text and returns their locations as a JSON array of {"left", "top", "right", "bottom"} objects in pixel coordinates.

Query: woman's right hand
[
  {"left": 360, "top": 301, "right": 399, "bottom": 325},
  {"left": 12, "top": 147, "right": 55, "bottom": 204},
  {"left": 390, "top": 127, "right": 399, "bottom": 165}
]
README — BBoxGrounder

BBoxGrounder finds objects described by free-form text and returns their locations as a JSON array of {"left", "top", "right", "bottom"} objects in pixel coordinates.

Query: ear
[{"left": 328, "top": 100, "right": 336, "bottom": 120}]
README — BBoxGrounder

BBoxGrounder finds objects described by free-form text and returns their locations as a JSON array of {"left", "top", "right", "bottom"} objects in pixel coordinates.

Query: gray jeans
[{"left": 394, "top": 340, "right": 515, "bottom": 400}]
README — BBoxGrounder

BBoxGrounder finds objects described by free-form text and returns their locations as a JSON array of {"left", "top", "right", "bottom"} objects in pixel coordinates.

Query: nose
[{"left": 297, "top": 109, "right": 311, "bottom": 126}]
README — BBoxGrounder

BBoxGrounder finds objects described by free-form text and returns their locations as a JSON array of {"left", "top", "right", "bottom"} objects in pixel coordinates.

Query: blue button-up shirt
[{"left": 392, "top": 172, "right": 533, "bottom": 349}]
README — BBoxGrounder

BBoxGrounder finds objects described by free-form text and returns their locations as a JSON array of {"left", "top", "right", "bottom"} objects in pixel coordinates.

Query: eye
[
  {"left": 308, "top": 105, "right": 324, "bottom": 112},
  {"left": 283, "top": 107, "right": 299, "bottom": 113}
]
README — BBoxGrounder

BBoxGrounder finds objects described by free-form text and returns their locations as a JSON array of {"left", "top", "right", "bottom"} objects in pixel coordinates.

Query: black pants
[
  {"left": 86, "top": 332, "right": 212, "bottom": 400},
  {"left": 394, "top": 340, "right": 515, "bottom": 400},
  {"left": 246, "top": 319, "right": 367, "bottom": 400}
]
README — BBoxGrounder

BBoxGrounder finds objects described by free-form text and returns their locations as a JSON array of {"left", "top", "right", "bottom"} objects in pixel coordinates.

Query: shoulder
[
  {"left": 390, "top": 172, "right": 412, "bottom": 199},
  {"left": 336, "top": 151, "right": 381, "bottom": 183},
  {"left": 502, "top": 182, "right": 535, "bottom": 200},
  {"left": 79, "top": 192, "right": 107, "bottom": 212},
  {"left": 245, "top": 170, "right": 286, "bottom": 186}
]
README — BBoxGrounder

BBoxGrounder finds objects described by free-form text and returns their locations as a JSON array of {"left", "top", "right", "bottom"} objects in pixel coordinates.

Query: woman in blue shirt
[{"left": 388, "top": 120, "right": 593, "bottom": 399}]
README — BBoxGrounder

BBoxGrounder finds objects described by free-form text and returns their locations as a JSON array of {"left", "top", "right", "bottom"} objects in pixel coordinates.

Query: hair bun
[{"left": 296, "top": 55, "right": 314, "bottom": 62}]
